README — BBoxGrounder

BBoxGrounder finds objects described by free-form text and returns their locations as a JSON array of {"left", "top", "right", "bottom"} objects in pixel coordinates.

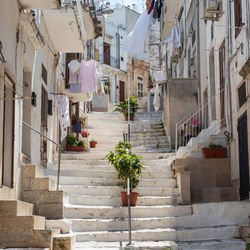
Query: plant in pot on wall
[
  {"left": 106, "top": 141, "right": 143, "bottom": 206},
  {"left": 90, "top": 138, "right": 97, "bottom": 148},
  {"left": 66, "top": 135, "right": 86, "bottom": 152},
  {"left": 202, "top": 143, "right": 227, "bottom": 158},
  {"left": 113, "top": 96, "right": 138, "bottom": 121}
]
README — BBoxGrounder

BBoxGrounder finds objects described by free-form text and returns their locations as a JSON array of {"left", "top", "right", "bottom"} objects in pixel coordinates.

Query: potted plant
[
  {"left": 66, "top": 135, "right": 86, "bottom": 152},
  {"left": 106, "top": 142, "right": 143, "bottom": 206},
  {"left": 90, "top": 138, "right": 97, "bottom": 148},
  {"left": 202, "top": 143, "right": 227, "bottom": 158},
  {"left": 113, "top": 96, "right": 138, "bottom": 121},
  {"left": 81, "top": 131, "right": 90, "bottom": 138}
]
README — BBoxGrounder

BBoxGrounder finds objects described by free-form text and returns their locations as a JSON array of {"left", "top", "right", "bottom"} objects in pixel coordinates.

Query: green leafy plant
[
  {"left": 78, "top": 141, "right": 86, "bottom": 147},
  {"left": 106, "top": 142, "right": 143, "bottom": 191},
  {"left": 66, "top": 135, "right": 78, "bottom": 146},
  {"left": 209, "top": 143, "right": 223, "bottom": 149},
  {"left": 113, "top": 96, "right": 139, "bottom": 117}
]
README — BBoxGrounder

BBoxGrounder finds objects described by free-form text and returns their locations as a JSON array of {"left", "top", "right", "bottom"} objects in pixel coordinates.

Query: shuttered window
[{"left": 234, "top": 0, "right": 242, "bottom": 38}]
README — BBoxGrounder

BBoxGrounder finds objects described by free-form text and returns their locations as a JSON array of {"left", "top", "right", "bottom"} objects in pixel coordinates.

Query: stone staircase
[
  {"left": 0, "top": 200, "right": 60, "bottom": 248},
  {"left": 44, "top": 112, "right": 248, "bottom": 249}
]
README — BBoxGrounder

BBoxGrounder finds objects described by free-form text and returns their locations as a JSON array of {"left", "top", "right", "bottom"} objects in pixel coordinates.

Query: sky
[{"left": 104, "top": 0, "right": 145, "bottom": 13}]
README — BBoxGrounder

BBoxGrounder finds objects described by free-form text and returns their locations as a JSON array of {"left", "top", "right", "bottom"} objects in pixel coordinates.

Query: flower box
[
  {"left": 66, "top": 145, "right": 86, "bottom": 152},
  {"left": 202, "top": 147, "right": 227, "bottom": 158}
]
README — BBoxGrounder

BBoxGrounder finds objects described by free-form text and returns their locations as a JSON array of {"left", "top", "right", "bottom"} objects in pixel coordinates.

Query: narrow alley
[{"left": 0, "top": 0, "right": 250, "bottom": 249}]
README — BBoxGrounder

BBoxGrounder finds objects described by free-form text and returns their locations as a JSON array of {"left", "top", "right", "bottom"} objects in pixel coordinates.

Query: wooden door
[
  {"left": 119, "top": 81, "right": 125, "bottom": 102},
  {"left": 103, "top": 42, "right": 111, "bottom": 66},
  {"left": 238, "top": 111, "right": 249, "bottom": 200},
  {"left": 2, "top": 76, "right": 15, "bottom": 188}
]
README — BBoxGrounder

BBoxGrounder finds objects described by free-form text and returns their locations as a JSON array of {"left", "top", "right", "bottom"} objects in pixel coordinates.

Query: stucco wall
[{"left": 163, "top": 78, "right": 199, "bottom": 149}]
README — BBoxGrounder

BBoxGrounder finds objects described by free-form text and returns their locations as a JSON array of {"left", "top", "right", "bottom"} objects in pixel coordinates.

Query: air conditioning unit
[{"left": 205, "top": 0, "right": 218, "bottom": 11}]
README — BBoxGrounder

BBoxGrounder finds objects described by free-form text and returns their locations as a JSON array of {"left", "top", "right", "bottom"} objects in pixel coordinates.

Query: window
[
  {"left": 103, "top": 42, "right": 111, "bottom": 65},
  {"left": 138, "top": 78, "right": 143, "bottom": 98},
  {"left": 234, "top": 0, "right": 242, "bottom": 38},
  {"left": 238, "top": 81, "right": 247, "bottom": 108},
  {"left": 211, "top": 21, "right": 214, "bottom": 41}
]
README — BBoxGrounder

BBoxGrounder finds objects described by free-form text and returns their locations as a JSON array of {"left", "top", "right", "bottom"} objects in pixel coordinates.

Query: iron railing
[
  {"left": 175, "top": 88, "right": 226, "bottom": 151},
  {"left": 22, "top": 122, "right": 62, "bottom": 190},
  {"left": 99, "top": 54, "right": 120, "bottom": 69}
]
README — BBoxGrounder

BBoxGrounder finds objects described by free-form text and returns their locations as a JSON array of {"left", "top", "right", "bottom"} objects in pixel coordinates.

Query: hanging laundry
[
  {"left": 95, "top": 62, "right": 105, "bottom": 95},
  {"left": 154, "top": 71, "right": 166, "bottom": 82},
  {"left": 153, "top": 0, "right": 159, "bottom": 19},
  {"left": 163, "top": 27, "right": 181, "bottom": 57},
  {"left": 153, "top": 84, "right": 160, "bottom": 112},
  {"left": 70, "top": 83, "right": 82, "bottom": 93},
  {"left": 148, "top": 0, "right": 155, "bottom": 14},
  {"left": 68, "top": 60, "right": 81, "bottom": 74},
  {"left": 123, "top": 10, "right": 152, "bottom": 59},
  {"left": 69, "top": 70, "right": 80, "bottom": 85},
  {"left": 157, "top": 0, "right": 163, "bottom": 19},
  {"left": 55, "top": 95, "right": 70, "bottom": 141},
  {"left": 80, "top": 59, "right": 96, "bottom": 93}
]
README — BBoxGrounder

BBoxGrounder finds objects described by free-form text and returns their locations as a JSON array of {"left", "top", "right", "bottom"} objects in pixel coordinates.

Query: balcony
[
  {"left": 99, "top": 54, "right": 119, "bottom": 69},
  {"left": 203, "top": 0, "right": 223, "bottom": 21},
  {"left": 239, "top": 58, "right": 250, "bottom": 80},
  {"left": 160, "top": 0, "right": 184, "bottom": 41}
]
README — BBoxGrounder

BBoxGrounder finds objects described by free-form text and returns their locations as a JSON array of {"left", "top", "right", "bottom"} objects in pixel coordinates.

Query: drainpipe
[
  {"left": 196, "top": 0, "right": 201, "bottom": 108},
  {"left": 226, "top": 0, "right": 233, "bottom": 138},
  {"left": 247, "top": 0, "right": 250, "bottom": 59},
  {"left": 76, "top": 0, "right": 87, "bottom": 49}
]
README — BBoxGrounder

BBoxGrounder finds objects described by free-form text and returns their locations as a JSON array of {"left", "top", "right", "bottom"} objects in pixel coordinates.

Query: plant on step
[
  {"left": 209, "top": 143, "right": 223, "bottom": 149},
  {"left": 81, "top": 131, "right": 90, "bottom": 138},
  {"left": 78, "top": 141, "right": 86, "bottom": 147},
  {"left": 66, "top": 135, "right": 78, "bottom": 146},
  {"left": 113, "top": 96, "right": 139, "bottom": 120},
  {"left": 66, "top": 135, "right": 86, "bottom": 152},
  {"left": 90, "top": 137, "right": 97, "bottom": 148},
  {"left": 106, "top": 142, "right": 143, "bottom": 206}
]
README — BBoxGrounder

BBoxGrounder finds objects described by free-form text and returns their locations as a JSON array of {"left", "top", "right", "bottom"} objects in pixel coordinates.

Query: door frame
[
  {"left": 2, "top": 74, "right": 15, "bottom": 188},
  {"left": 238, "top": 111, "right": 249, "bottom": 200}
]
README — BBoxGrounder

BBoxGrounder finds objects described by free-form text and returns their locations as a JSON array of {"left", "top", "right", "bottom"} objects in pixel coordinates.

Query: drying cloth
[
  {"left": 70, "top": 83, "right": 82, "bottom": 93},
  {"left": 123, "top": 10, "right": 152, "bottom": 59},
  {"left": 80, "top": 60, "right": 96, "bottom": 93},
  {"left": 95, "top": 62, "right": 105, "bottom": 95},
  {"left": 154, "top": 71, "right": 166, "bottom": 82},
  {"left": 69, "top": 70, "right": 80, "bottom": 85},
  {"left": 55, "top": 95, "right": 70, "bottom": 141},
  {"left": 153, "top": 84, "right": 160, "bottom": 112},
  {"left": 163, "top": 27, "right": 181, "bottom": 57},
  {"left": 68, "top": 60, "right": 80, "bottom": 74},
  {"left": 148, "top": 0, "right": 155, "bottom": 14},
  {"left": 153, "top": 0, "right": 159, "bottom": 19}
]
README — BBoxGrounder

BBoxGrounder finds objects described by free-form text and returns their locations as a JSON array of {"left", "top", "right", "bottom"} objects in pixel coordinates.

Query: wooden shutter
[{"left": 234, "top": 0, "right": 242, "bottom": 38}]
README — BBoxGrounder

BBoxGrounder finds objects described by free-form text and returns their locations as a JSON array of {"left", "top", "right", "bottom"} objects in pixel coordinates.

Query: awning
[
  {"left": 19, "top": 0, "right": 60, "bottom": 10},
  {"left": 161, "top": 0, "right": 184, "bottom": 41},
  {"left": 42, "top": 8, "right": 83, "bottom": 53}
]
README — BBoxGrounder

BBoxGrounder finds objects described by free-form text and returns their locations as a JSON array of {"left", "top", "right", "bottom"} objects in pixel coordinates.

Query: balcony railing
[{"left": 99, "top": 54, "right": 120, "bottom": 69}]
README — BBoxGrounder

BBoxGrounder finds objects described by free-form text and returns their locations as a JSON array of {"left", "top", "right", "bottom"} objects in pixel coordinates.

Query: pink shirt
[{"left": 80, "top": 60, "right": 96, "bottom": 93}]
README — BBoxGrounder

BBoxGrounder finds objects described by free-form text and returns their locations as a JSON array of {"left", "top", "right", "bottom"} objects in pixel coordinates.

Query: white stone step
[
  {"left": 54, "top": 176, "right": 176, "bottom": 187},
  {"left": 73, "top": 239, "right": 246, "bottom": 250},
  {"left": 75, "top": 225, "right": 239, "bottom": 242},
  {"left": 64, "top": 205, "right": 191, "bottom": 219},
  {"left": 69, "top": 194, "right": 177, "bottom": 206},
  {"left": 46, "top": 169, "right": 174, "bottom": 179},
  {"left": 60, "top": 185, "right": 179, "bottom": 197}
]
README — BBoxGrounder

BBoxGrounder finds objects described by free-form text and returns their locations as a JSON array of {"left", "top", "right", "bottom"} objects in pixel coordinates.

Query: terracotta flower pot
[
  {"left": 120, "top": 191, "right": 139, "bottom": 206},
  {"left": 66, "top": 145, "right": 86, "bottom": 152},
  {"left": 125, "top": 115, "right": 134, "bottom": 121},
  {"left": 90, "top": 141, "right": 97, "bottom": 148},
  {"left": 202, "top": 147, "right": 227, "bottom": 158}
]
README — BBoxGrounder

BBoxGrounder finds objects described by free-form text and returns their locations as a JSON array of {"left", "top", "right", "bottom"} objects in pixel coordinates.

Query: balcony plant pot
[
  {"left": 90, "top": 141, "right": 97, "bottom": 148},
  {"left": 66, "top": 145, "right": 86, "bottom": 152},
  {"left": 202, "top": 147, "right": 227, "bottom": 158},
  {"left": 120, "top": 191, "right": 139, "bottom": 206},
  {"left": 125, "top": 115, "right": 134, "bottom": 121}
]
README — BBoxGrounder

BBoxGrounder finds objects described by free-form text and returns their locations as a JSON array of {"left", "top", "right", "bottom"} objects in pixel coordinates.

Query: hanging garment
[
  {"left": 55, "top": 95, "right": 70, "bottom": 141},
  {"left": 146, "top": 0, "right": 150, "bottom": 10},
  {"left": 70, "top": 83, "right": 82, "bottom": 93},
  {"left": 163, "top": 27, "right": 181, "bottom": 57},
  {"left": 154, "top": 71, "right": 166, "bottom": 82},
  {"left": 153, "top": 84, "right": 160, "bottom": 112},
  {"left": 173, "top": 26, "right": 181, "bottom": 48},
  {"left": 80, "top": 60, "right": 96, "bottom": 93},
  {"left": 69, "top": 70, "right": 80, "bottom": 85},
  {"left": 153, "top": 0, "right": 159, "bottom": 19},
  {"left": 148, "top": 0, "right": 155, "bottom": 14},
  {"left": 68, "top": 60, "right": 81, "bottom": 74},
  {"left": 95, "top": 62, "right": 105, "bottom": 95},
  {"left": 123, "top": 10, "right": 152, "bottom": 59},
  {"left": 157, "top": 0, "right": 163, "bottom": 19}
]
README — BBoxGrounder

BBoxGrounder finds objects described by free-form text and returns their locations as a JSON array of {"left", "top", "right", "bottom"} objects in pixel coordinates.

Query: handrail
[{"left": 22, "top": 121, "right": 62, "bottom": 191}]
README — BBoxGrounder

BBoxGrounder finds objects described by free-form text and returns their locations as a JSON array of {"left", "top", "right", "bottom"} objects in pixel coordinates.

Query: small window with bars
[
  {"left": 238, "top": 81, "right": 247, "bottom": 108},
  {"left": 138, "top": 82, "right": 143, "bottom": 98}
]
